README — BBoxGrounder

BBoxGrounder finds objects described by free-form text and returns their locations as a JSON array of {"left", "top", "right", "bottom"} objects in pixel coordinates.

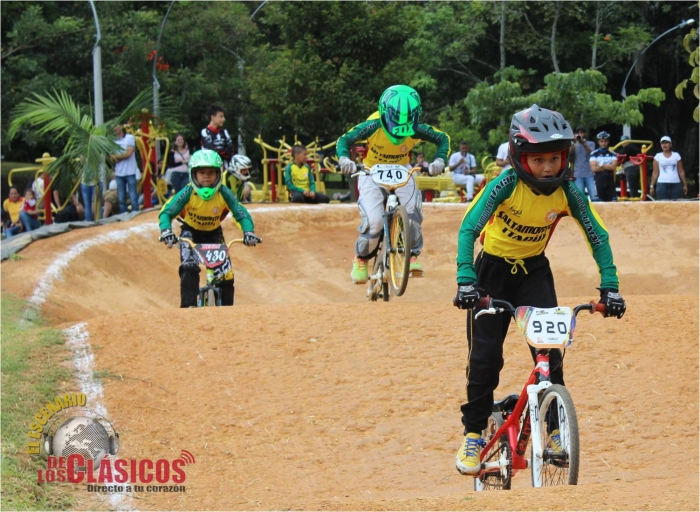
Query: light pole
[
  {"left": 88, "top": 1, "right": 103, "bottom": 127},
  {"left": 621, "top": 18, "right": 695, "bottom": 138},
  {"left": 153, "top": 0, "right": 177, "bottom": 120}
]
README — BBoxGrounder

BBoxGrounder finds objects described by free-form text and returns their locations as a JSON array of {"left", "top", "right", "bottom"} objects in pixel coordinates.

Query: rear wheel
[
  {"left": 532, "top": 385, "right": 580, "bottom": 487},
  {"left": 388, "top": 205, "right": 412, "bottom": 296},
  {"left": 367, "top": 241, "right": 390, "bottom": 302},
  {"left": 475, "top": 412, "right": 512, "bottom": 491}
]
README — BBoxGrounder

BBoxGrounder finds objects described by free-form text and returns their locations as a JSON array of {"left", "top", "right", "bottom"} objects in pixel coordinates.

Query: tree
[{"left": 675, "top": 23, "right": 699, "bottom": 122}]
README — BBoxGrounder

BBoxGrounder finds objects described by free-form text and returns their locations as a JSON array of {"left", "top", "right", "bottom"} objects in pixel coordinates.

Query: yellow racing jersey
[
  {"left": 284, "top": 163, "right": 315, "bottom": 193},
  {"left": 457, "top": 169, "right": 619, "bottom": 289},
  {"left": 158, "top": 184, "right": 254, "bottom": 232},
  {"left": 336, "top": 111, "right": 450, "bottom": 167}
]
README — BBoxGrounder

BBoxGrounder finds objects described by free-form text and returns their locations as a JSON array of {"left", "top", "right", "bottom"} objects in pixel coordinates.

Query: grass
[{"left": 1, "top": 295, "right": 76, "bottom": 510}]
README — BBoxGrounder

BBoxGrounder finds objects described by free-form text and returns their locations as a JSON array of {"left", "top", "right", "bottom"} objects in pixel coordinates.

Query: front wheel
[
  {"left": 475, "top": 412, "right": 512, "bottom": 491},
  {"left": 388, "top": 205, "right": 412, "bottom": 297},
  {"left": 532, "top": 384, "right": 580, "bottom": 487},
  {"left": 206, "top": 288, "right": 216, "bottom": 307}
]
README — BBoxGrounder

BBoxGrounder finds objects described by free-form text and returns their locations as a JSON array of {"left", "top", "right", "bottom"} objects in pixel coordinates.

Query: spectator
[
  {"left": 3, "top": 186, "right": 25, "bottom": 238},
  {"left": 414, "top": 152, "right": 430, "bottom": 174},
  {"left": 167, "top": 134, "right": 191, "bottom": 194},
  {"left": 617, "top": 135, "right": 641, "bottom": 198},
  {"left": 572, "top": 126, "right": 597, "bottom": 200},
  {"left": 111, "top": 124, "right": 140, "bottom": 214},
  {"left": 651, "top": 136, "right": 687, "bottom": 200},
  {"left": 201, "top": 105, "right": 234, "bottom": 167},
  {"left": 284, "top": 145, "right": 330, "bottom": 204},
  {"left": 226, "top": 154, "right": 253, "bottom": 203},
  {"left": 589, "top": 131, "right": 618, "bottom": 202},
  {"left": 80, "top": 164, "right": 103, "bottom": 222},
  {"left": 20, "top": 188, "right": 41, "bottom": 232},
  {"left": 52, "top": 187, "right": 84, "bottom": 223},
  {"left": 495, "top": 141, "right": 511, "bottom": 170},
  {"left": 449, "top": 141, "right": 482, "bottom": 201},
  {"left": 103, "top": 172, "right": 119, "bottom": 218}
]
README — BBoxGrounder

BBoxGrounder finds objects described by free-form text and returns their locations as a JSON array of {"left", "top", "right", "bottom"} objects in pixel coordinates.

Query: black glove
[
  {"left": 160, "top": 228, "right": 177, "bottom": 249},
  {"left": 453, "top": 283, "right": 480, "bottom": 310},
  {"left": 243, "top": 232, "right": 259, "bottom": 247},
  {"left": 599, "top": 288, "right": 626, "bottom": 319}
]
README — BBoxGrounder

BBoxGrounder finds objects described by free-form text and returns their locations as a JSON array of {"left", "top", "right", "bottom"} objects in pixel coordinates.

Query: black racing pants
[
  {"left": 179, "top": 224, "right": 234, "bottom": 308},
  {"left": 460, "top": 251, "right": 564, "bottom": 434},
  {"left": 594, "top": 172, "right": 616, "bottom": 202},
  {"left": 289, "top": 190, "right": 331, "bottom": 204}
]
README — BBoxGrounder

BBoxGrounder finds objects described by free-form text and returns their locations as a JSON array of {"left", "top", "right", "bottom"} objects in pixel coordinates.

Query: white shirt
[
  {"left": 654, "top": 152, "right": 682, "bottom": 184},
  {"left": 114, "top": 134, "right": 139, "bottom": 177},
  {"left": 448, "top": 151, "right": 477, "bottom": 175},
  {"left": 496, "top": 142, "right": 511, "bottom": 169}
]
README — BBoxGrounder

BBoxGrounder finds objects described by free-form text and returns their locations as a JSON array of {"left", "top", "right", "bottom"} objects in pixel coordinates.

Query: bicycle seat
[{"left": 492, "top": 394, "right": 519, "bottom": 413}]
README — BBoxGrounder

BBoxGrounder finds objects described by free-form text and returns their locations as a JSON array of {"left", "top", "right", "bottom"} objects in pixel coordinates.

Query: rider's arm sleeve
[
  {"left": 308, "top": 166, "right": 317, "bottom": 193},
  {"left": 158, "top": 186, "right": 193, "bottom": 231},
  {"left": 563, "top": 181, "right": 620, "bottom": 290},
  {"left": 336, "top": 120, "right": 380, "bottom": 158},
  {"left": 283, "top": 164, "right": 304, "bottom": 193},
  {"left": 220, "top": 185, "right": 255, "bottom": 233},
  {"left": 415, "top": 124, "right": 451, "bottom": 162},
  {"left": 456, "top": 172, "right": 517, "bottom": 283}
]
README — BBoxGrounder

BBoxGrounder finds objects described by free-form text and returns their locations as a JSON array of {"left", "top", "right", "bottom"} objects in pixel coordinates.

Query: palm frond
[{"left": 8, "top": 89, "right": 90, "bottom": 141}]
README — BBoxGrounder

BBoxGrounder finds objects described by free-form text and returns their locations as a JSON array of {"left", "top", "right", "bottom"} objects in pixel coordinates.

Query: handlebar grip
[
  {"left": 477, "top": 296, "right": 491, "bottom": 308},
  {"left": 592, "top": 301, "right": 606, "bottom": 314}
]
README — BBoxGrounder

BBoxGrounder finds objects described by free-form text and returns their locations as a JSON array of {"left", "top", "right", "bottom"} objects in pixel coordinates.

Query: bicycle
[
  {"left": 180, "top": 236, "right": 262, "bottom": 307},
  {"left": 472, "top": 296, "right": 606, "bottom": 490},
  {"left": 351, "top": 164, "right": 421, "bottom": 302}
]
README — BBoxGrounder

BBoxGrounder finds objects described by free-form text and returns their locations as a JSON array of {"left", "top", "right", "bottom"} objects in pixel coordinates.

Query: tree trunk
[
  {"left": 550, "top": 2, "right": 561, "bottom": 73},
  {"left": 500, "top": 0, "right": 507, "bottom": 71}
]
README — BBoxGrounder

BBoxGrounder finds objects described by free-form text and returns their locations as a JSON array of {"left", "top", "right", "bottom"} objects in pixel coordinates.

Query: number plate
[
  {"left": 369, "top": 164, "right": 411, "bottom": 188},
  {"left": 195, "top": 244, "right": 230, "bottom": 269},
  {"left": 514, "top": 306, "right": 573, "bottom": 349}
]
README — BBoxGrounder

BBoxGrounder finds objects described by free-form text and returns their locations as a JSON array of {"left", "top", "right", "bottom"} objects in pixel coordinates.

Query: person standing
[
  {"left": 617, "top": 135, "right": 641, "bottom": 198},
  {"left": 167, "top": 134, "right": 191, "bottom": 194},
  {"left": 110, "top": 124, "right": 140, "bottom": 214},
  {"left": 571, "top": 126, "right": 597, "bottom": 200},
  {"left": 651, "top": 135, "right": 687, "bottom": 200},
  {"left": 201, "top": 105, "right": 234, "bottom": 167},
  {"left": 589, "top": 131, "right": 618, "bottom": 202},
  {"left": 449, "top": 141, "right": 482, "bottom": 201},
  {"left": 495, "top": 141, "right": 511, "bottom": 170}
]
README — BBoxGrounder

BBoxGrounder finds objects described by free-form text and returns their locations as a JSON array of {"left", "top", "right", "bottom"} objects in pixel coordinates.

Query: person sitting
[
  {"left": 20, "top": 188, "right": 41, "bottom": 232},
  {"left": 3, "top": 186, "right": 25, "bottom": 238},
  {"left": 449, "top": 141, "right": 483, "bottom": 201},
  {"left": 284, "top": 145, "right": 330, "bottom": 204}
]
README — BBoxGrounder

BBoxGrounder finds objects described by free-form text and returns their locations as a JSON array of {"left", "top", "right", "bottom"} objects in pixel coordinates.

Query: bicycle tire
[
  {"left": 388, "top": 205, "right": 412, "bottom": 297},
  {"left": 475, "top": 412, "right": 512, "bottom": 491},
  {"left": 367, "top": 252, "right": 382, "bottom": 302},
  {"left": 206, "top": 288, "right": 216, "bottom": 307},
  {"left": 532, "top": 384, "right": 580, "bottom": 487}
]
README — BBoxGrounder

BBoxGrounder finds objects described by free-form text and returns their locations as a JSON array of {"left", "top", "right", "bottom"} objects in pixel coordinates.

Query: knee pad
[
  {"left": 220, "top": 279, "right": 234, "bottom": 306},
  {"left": 408, "top": 210, "right": 423, "bottom": 255},
  {"left": 355, "top": 234, "right": 380, "bottom": 259},
  {"left": 357, "top": 204, "right": 370, "bottom": 234}
]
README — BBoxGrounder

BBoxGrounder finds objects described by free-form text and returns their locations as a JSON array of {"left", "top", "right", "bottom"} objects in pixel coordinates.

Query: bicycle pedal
[{"left": 410, "top": 269, "right": 424, "bottom": 278}]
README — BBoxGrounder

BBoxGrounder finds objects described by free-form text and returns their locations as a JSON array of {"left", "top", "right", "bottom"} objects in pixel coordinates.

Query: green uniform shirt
[{"left": 456, "top": 169, "right": 619, "bottom": 290}]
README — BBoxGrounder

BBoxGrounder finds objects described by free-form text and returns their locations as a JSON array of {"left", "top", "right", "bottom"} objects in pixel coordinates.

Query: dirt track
[{"left": 2, "top": 202, "right": 698, "bottom": 511}]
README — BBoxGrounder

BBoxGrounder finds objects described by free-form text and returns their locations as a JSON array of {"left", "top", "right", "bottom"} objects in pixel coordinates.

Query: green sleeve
[
  {"left": 336, "top": 120, "right": 381, "bottom": 158},
  {"left": 415, "top": 123, "right": 451, "bottom": 162},
  {"left": 308, "top": 165, "right": 316, "bottom": 192},
  {"left": 220, "top": 186, "right": 255, "bottom": 233},
  {"left": 283, "top": 164, "right": 304, "bottom": 193},
  {"left": 456, "top": 171, "right": 517, "bottom": 283},
  {"left": 562, "top": 181, "right": 620, "bottom": 290},
  {"left": 158, "top": 186, "right": 193, "bottom": 231}
]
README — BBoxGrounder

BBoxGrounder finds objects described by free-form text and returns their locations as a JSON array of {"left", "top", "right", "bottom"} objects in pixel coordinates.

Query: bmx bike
[
  {"left": 351, "top": 164, "right": 421, "bottom": 302},
  {"left": 472, "top": 296, "right": 606, "bottom": 490},
  {"left": 180, "top": 236, "right": 262, "bottom": 307}
]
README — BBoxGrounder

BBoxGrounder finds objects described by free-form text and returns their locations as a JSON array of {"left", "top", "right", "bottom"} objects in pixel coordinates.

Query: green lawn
[{"left": 1, "top": 295, "right": 76, "bottom": 510}]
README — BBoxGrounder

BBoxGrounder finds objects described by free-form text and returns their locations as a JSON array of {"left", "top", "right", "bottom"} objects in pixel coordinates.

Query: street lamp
[
  {"left": 88, "top": 1, "right": 103, "bottom": 127},
  {"left": 621, "top": 18, "right": 696, "bottom": 138}
]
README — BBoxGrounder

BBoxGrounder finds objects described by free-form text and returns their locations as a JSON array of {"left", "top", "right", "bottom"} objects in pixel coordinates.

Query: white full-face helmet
[{"left": 228, "top": 154, "right": 252, "bottom": 181}]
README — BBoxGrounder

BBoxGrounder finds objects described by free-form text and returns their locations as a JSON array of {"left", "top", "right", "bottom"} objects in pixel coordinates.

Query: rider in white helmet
[{"left": 225, "top": 154, "right": 253, "bottom": 203}]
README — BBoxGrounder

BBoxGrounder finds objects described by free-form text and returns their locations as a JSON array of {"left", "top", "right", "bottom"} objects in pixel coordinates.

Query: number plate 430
[{"left": 515, "top": 306, "right": 573, "bottom": 349}]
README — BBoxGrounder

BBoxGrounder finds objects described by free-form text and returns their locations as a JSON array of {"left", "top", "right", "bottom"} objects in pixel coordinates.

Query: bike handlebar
[
  {"left": 179, "top": 236, "right": 263, "bottom": 248},
  {"left": 477, "top": 296, "right": 606, "bottom": 317}
]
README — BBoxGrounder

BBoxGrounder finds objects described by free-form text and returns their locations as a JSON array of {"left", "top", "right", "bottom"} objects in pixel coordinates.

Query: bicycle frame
[{"left": 474, "top": 297, "right": 605, "bottom": 489}]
